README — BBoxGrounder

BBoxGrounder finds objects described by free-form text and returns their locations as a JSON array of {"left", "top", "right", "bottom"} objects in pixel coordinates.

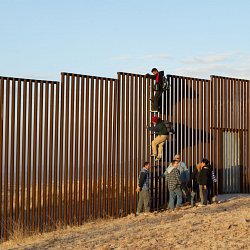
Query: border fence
[{"left": 0, "top": 71, "right": 249, "bottom": 241}]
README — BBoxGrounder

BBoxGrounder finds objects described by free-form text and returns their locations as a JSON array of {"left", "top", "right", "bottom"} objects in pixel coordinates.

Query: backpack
[
  {"left": 153, "top": 73, "right": 170, "bottom": 91},
  {"left": 164, "top": 121, "right": 175, "bottom": 134},
  {"left": 162, "top": 75, "right": 170, "bottom": 91}
]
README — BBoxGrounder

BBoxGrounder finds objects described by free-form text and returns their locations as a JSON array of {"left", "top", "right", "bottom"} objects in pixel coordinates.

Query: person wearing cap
[
  {"left": 147, "top": 116, "right": 168, "bottom": 161},
  {"left": 145, "top": 68, "right": 167, "bottom": 112},
  {"left": 174, "top": 154, "right": 191, "bottom": 204}
]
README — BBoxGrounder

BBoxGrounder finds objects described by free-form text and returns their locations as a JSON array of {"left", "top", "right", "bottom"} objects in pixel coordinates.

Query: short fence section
[{"left": 210, "top": 76, "right": 250, "bottom": 194}]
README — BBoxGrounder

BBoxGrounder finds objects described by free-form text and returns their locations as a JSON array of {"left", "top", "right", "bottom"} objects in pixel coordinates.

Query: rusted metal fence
[
  {"left": 0, "top": 72, "right": 249, "bottom": 241},
  {"left": 116, "top": 73, "right": 150, "bottom": 215},
  {"left": 0, "top": 76, "right": 59, "bottom": 240},
  {"left": 210, "top": 76, "right": 250, "bottom": 194}
]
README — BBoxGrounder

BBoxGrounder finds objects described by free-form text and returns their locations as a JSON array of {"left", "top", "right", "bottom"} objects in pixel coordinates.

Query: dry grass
[{"left": 1, "top": 194, "right": 250, "bottom": 250}]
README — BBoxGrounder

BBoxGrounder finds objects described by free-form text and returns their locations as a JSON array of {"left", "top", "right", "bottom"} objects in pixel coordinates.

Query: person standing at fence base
[
  {"left": 174, "top": 154, "right": 191, "bottom": 204},
  {"left": 166, "top": 159, "right": 182, "bottom": 211},
  {"left": 197, "top": 158, "right": 210, "bottom": 206},
  {"left": 191, "top": 163, "right": 202, "bottom": 207},
  {"left": 136, "top": 162, "right": 151, "bottom": 215}
]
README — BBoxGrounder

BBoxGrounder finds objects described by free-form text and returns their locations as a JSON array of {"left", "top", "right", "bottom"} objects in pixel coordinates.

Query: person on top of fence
[
  {"left": 147, "top": 116, "right": 168, "bottom": 161},
  {"left": 145, "top": 68, "right": 170, "bottom": 112},
  {"left": 136, "top": 161, "right": 151, "bottom": 215}
]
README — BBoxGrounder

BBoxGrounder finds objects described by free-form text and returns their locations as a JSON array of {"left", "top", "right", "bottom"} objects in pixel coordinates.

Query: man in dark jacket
[
  {"left": 190, "top": 163, "right": 202, "bottom": 207},
  {"left": 147, "top": 116, "right": 168, "bottom": 161},
  {"left": 146, "top": 68, "right": 168, "bottom": 112},
  {"left": 197, "top": 158, "right": 210, "bottom": 205},
  {"left": 136, "top": 162, "right": 151, "bottom": 215},
  {"left": 166, "top": 159, "right": 182, "bottom": 210}
]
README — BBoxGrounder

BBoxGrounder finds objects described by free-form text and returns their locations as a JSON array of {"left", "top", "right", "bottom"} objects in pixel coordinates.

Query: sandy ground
[{"left": 1, "top": 194, "right": 250, "bottom": 250}]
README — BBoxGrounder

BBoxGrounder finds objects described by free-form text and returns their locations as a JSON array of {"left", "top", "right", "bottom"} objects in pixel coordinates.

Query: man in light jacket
[
  {"left": 166, "top": 159, "right": 182, "bottom": 210},
  {"left": 167, "top": 154, "right": 191, "bottom": 204}
]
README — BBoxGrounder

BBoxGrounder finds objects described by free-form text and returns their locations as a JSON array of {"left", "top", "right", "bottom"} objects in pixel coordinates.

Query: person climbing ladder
[
  {"left": 147, "top": 116, "right": 169, "bottom": 161},
  {"left": 145, "top": 68, "right": 169, "bottom": 112}
]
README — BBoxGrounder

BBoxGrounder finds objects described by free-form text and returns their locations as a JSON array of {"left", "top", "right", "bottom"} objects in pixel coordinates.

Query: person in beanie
[
  {"left": 136, "top": 162, "right": 151, "bottom": 215},
  {"left": 197, "top": 158, "right": 210, "bottom": 206},
  {"left": 166, "top": 159, "right": 182, "bottom": 210},
  {"left": 147, "top": 116, "right": 168, "bottom": 161},
  {"left": 145, "top": 68, "right": 168, "bottom": 112}
]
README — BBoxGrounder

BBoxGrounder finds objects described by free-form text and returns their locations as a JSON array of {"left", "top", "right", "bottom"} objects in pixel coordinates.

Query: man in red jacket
[{"left": 146, "top": 68, "right": 168, "bottom": 112}]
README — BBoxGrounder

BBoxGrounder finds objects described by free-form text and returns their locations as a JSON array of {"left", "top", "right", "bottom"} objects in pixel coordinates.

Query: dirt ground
[{"left": 2, "top": 194, "right": 250, "bottom": 250}]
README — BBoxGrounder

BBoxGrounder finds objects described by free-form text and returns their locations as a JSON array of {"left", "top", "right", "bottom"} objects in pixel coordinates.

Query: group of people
[
  {"left": 136, "top": 68, "right": 217, "bottom": 215},
  {"left": 136, "top": 155, "right": 217, "bottom": 215}
]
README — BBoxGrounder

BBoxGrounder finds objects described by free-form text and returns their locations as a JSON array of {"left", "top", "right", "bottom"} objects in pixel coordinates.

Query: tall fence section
[{"left": 0, "top": 72, "right": 249, "bottom": 241}]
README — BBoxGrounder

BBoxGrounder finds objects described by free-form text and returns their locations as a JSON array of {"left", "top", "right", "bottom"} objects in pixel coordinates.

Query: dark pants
[
  {"left": 137, "top": 189, "right": 150, "bottom": 213},
  {"left": 191, "top": 191, "right": 196, "bottom": 207},
  {"left": 181, "top": 183, "right": 191, "bottom": 202},
  {"left": 199, "top": 185, "right": 208, "bottom": 205},
  {"left": 151, "top": 90, "right": 163, "bottom": 110},
  {"left": 191, "top": 183, "right": 199, "bottom": 207}
]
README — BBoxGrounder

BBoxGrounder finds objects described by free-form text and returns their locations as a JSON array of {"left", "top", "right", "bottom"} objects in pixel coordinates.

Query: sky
[{"left": 1, "top": 0, "right": 250, "bottom": 81}]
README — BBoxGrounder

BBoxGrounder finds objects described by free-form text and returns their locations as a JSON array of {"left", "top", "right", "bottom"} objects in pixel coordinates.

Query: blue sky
[{"left": 1, "top": 0, "right": 250, "bottom": 81}]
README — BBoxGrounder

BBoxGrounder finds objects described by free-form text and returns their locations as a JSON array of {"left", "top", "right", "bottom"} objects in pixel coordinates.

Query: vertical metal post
[
  {"left": 43, "top": 83, "right": 49, "bottom": 229},
  {"left": 3, "top": 78, "right": 10, "bottom": 240},
  {"left": 21, "top": 79, "right": 27, "bottom": 232},
  {"left": 15, "top": 79, "right": 21, "bottom": 226},
  {"left": 78, "top": 76, "right": 85, "bottom": 224},
  {"left": 74, "top": 75, "right": 80, "bottom": 224},
  {"left": 53, "top": 82, "right": 60, "bottom": 227},
  {"left": 93, "top": 77, "right": 99, "bottom": 219},
  {"left": 58, "top": 75, "right": 65, "bottom": 225},
  {"left": 9, "top": 79, "right": 16, "bottom": 235},
  {"left": 0, "top": 78, "right": 4, "bottom": 239},
  {"left": 48, "top": 83, "right": 54, "bottom": 228},
  {"left": 32, "top": 81, "right": 38, "bottom": 231}
]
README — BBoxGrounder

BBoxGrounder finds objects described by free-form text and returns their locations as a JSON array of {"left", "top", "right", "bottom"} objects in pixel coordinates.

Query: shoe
[
  {"left": 182, "top": 202, "right": 190, "bottom": 207},
  {"left": 154, "top": 157, "right": 161, "bottom": 161},
  {"left": 197, "top": 203, "right": 206, "bottom": 207}
]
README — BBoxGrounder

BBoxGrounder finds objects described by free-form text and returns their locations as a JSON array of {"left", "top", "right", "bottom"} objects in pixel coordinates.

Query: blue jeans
[{"left": 169, "top": 187, "right": 182, "bottom": 209}]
